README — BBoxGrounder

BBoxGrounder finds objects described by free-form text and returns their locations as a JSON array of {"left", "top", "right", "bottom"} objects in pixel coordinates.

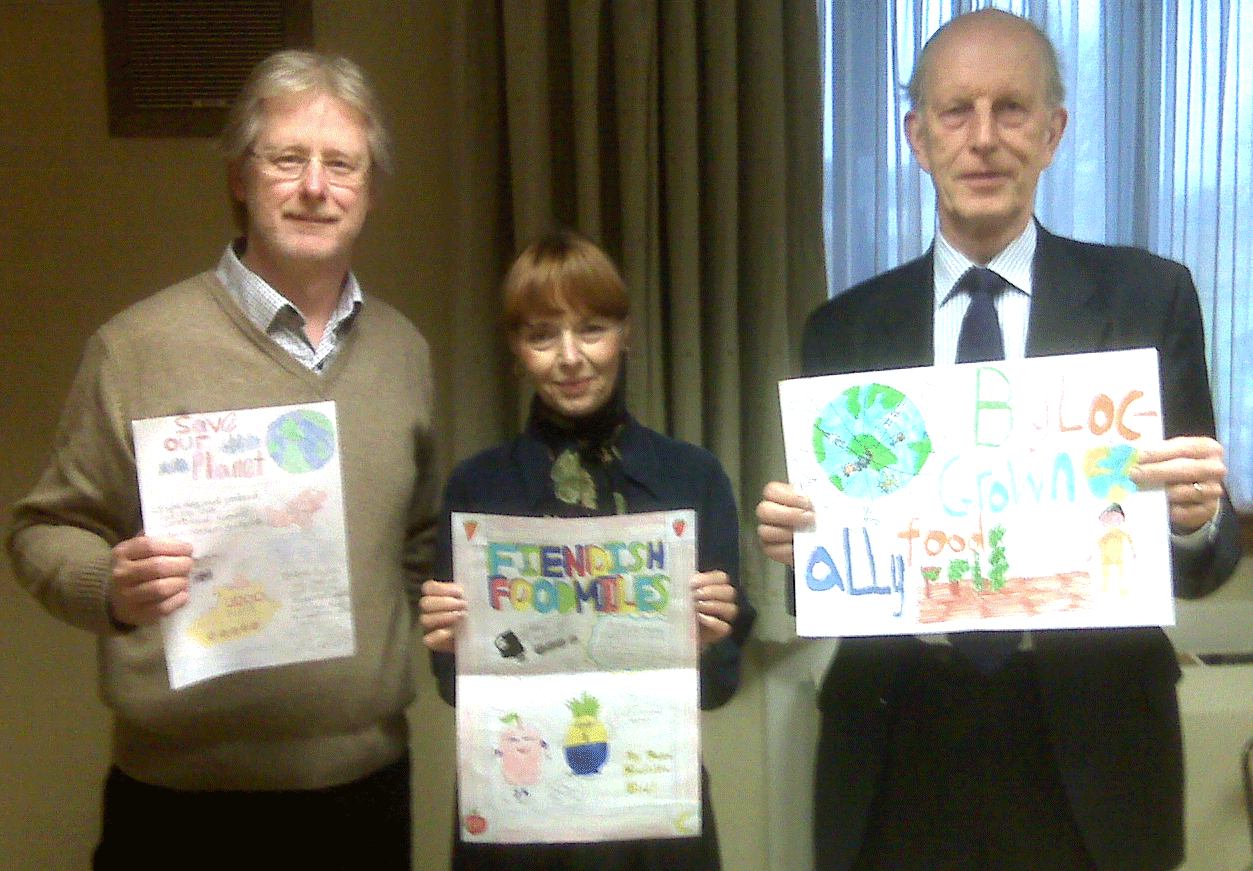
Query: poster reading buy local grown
[
  {"left": 453, "top": 511, "right": 701, "bottom": 845},
  {"left": 780, "top": 348, "right": 1174, "bottom": 638}
]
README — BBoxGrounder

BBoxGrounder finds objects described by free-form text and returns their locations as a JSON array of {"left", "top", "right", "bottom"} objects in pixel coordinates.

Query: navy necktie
[
  {"left": 955, "top": 266, "right": 1006, "bottom": 364},
  {"left": 951, "top": 266, "right": 1019, "bottom": 673}
]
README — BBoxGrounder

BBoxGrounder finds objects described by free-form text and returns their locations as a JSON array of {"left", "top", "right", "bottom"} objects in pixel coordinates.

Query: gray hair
[
  {"left": 220, "top": 49, "right": 392, "bottom": 177},
  {"left": 907, "top": 9, "right": 1065, "bottom": 110}
]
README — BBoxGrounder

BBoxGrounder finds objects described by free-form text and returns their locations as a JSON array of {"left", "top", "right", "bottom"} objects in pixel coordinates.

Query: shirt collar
[
  {"left": 935, "top": 220, "right": 1037, "bottom": 304},
  {"left": 215, "top": 239, "right": 363, "bottom": 334}
]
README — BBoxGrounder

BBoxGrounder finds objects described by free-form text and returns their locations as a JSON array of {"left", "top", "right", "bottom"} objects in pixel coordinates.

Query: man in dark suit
[{"left": 757, "top": 9, "right": 1241, "bottom": 871}]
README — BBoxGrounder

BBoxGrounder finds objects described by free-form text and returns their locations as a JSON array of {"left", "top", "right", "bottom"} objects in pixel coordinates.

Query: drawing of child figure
[
  {"left": 1090, "top": 503, "right": 1137, "bottom": 594},
  {"left": 496, "top": 713, "right": 548, "bottom": 800}
]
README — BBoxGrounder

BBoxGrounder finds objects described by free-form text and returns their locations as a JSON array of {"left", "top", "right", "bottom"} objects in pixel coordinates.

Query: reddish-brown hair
[{"left": 502, "top": 230, "right": 630, "bottom": 335}]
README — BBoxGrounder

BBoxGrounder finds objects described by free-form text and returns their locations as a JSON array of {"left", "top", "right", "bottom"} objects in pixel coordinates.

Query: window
[{"left": 820, "top": 0, "right": 1253, "bottom": 509}]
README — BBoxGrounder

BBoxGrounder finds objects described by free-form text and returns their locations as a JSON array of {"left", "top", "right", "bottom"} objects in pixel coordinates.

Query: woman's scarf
[{"left": 528, "top": 380, "right": 630, "bottom": 517}]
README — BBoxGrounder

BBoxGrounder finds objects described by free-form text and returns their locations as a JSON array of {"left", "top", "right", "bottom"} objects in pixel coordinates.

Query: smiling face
[
  {"left": 498, "top": 724, "right": 547, "bottom": 785},
  {"left": 905, "top": 12, "right": 1067, "bottom": 262},
  {"left": 502, "top": 231, "right": 632, "bottom": 419},
  {"left": 231, "top": 89, "right": 372, "bottom": 280},
  {"left": 512, "top": 305, "right": 628, "bottom": 419}
]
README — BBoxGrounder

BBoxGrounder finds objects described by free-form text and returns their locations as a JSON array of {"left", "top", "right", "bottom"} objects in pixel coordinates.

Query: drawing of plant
[
  {"left": 948, "top": 558, "right": 969, "bottom": 593},
  {"left": 920, "top": 566, "right": 941, "bottom": 597},
  {"left": 943, "top": 526, "right": 1010, "bottom": 595},
  {"left": 987, "top": 525, "right": 1009, "bottom": 591},
  {"left": 971, "top": 549, "right": 986, "bottom": 592}
]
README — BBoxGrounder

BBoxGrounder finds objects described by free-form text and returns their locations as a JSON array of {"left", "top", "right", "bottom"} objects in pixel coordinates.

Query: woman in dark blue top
[{"left": 419, "top": 229, "right": 754, "bottom": 871}]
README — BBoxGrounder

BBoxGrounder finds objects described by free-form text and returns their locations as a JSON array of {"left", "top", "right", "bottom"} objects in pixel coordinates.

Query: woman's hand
[
  {"left": 692, "top": 570, "right": 738, "bottom": 650},
  {"left": 418, "top": 579, "right": 466, "bottom": 652}
]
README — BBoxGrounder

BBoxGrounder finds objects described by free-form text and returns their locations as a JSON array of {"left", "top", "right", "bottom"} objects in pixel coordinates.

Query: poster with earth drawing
[
  {"left": 132, "top": 401, "right": 352, "bottom": 690},
  {"left": 779, "top": 348, "right": 1174, "bottom": 637}
]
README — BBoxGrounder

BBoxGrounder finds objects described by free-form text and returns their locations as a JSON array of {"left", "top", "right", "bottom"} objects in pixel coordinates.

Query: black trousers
[
  {"left": 849, "top": 648, "right": 1098, "bottom": 871},
  {"left": 92, "top": 755, "right": 410, "bottom": 871}
]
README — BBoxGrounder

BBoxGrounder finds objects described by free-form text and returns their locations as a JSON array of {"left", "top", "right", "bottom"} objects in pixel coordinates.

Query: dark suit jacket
[{"left": 803, "top": 227, "right": 1242, "bottom": 871}]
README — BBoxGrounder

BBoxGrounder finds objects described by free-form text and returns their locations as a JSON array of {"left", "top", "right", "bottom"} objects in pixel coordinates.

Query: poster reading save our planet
[
  {"left": 452, "top": 510, "right": 701, "bottom": 845},
  {"left": 779, "top": 348, "right": 1174, "bottom": 638},
  {"left": 132, "top": 401, "right": 353, "bottom": 689}
]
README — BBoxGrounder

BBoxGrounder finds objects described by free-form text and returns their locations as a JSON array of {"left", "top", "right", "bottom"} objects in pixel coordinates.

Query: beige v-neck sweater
[{"left": 8, "top": 271, "right": 439, "bottom": 790}]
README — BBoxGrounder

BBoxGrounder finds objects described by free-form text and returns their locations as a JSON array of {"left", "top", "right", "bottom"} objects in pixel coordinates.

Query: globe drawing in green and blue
[
  {"left": 266, "top": 408, "right": 336, "bottom": 474},
  {"left": 813, "top": 383, "right": 931, "bottom": 499}
]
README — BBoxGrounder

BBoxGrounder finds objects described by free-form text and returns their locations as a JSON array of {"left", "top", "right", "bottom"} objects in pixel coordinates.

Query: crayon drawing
[
  {"left": 780, "top": 349, "right": 1174, "bottom": 637},
  {"left": 496, "top": 712, "right": 549, "bottom": 799},
  {"left": 453, "top": 511, "right": 701, "bottom": 845},
  {"left": 132, "top": 401, "right": 353, "bottom": 688}
]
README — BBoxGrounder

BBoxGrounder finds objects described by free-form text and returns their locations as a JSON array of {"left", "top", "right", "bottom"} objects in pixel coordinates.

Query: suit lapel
[
  {"left": 869, "top": 255, "right": 934, "bottom": 369},
  {"left": 1025, "top": 228, "right": 1113, "bottom": 358},
  {"left": 847, "top": 230, "right": 1112, "bottom": 369}
]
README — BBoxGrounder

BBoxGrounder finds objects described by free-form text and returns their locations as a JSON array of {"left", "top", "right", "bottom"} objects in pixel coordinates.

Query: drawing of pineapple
[{"left": 563, "top": 691, "right": 609, "bottom": 775}]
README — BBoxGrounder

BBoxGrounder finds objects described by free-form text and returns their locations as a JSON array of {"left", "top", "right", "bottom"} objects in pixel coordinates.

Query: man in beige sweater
[{"left": 7, "top": 50, "right": 437, "bottom": 870}]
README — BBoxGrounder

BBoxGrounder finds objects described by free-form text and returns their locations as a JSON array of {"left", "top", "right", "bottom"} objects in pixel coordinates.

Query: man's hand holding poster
[
  {"left": 779, "top": 349, "right": 1174, "bottom": 637},
  {"left": 452, "top": 510, "right": 701, "bottom": 845}
]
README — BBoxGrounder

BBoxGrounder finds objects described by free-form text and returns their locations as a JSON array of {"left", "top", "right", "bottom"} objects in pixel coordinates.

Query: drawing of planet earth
[
  {"left": 1082, "top": 444, "right": 1139, "bottom": 501},
  {"left": 813, "top": 383, "right": 931, "bottom": 499},
  {"left": 266, "top": 408, "right": 336, "bottom": 474}
]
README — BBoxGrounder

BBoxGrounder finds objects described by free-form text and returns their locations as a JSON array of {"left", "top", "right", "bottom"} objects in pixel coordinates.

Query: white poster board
[
  {"left": 780, "top": 349, "right": 1173, "bottom": 637},
  {"left": 452, "top": 510, "right": 701, "bottom": 844},
  {"left": 132, "top": 401, "right": 353, "bottom": 689}
]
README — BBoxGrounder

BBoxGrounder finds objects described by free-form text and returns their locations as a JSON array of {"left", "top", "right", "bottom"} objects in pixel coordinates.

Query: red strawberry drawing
[
  {"left": 464, "top": 811, "right": 487, "bottom": 835},
  {"left": 673, "top": 518, "right": 686, "bottom": 536}
]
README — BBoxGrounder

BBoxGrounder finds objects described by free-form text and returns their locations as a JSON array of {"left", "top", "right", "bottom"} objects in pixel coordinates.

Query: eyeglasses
[{"left": 247, "top": 148, "right": 370, "bottom": 188}]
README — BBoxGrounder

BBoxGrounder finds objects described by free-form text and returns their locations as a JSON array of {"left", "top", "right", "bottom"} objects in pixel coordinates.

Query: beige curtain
[{"left": 445, "top": 0, "right": 827, "bottom": 633}]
